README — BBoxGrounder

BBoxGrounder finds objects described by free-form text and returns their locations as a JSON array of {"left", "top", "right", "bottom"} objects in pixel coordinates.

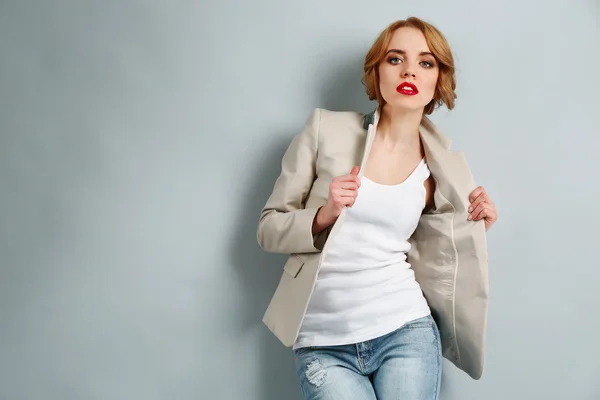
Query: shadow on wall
[{"left": 227, "top": 131, "right": 303, "bottom": 400}]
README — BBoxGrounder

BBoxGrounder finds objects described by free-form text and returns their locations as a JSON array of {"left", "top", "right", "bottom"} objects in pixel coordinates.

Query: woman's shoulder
[{"left": 310, "top": 107, "right": 371, "bottom": 133}]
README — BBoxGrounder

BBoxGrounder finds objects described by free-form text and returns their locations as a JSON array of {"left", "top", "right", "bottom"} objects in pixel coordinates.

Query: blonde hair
[{"left": 362, "top": 17, "right": 457, "bottom": 115}]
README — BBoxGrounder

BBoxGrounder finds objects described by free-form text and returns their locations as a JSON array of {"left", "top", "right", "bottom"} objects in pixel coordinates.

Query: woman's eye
[
  {"left": 421, "top": 61, "right": 435, "bottom": 68},
  {"left": 389, "top": 57, "right": 402, "bottom": 64}
]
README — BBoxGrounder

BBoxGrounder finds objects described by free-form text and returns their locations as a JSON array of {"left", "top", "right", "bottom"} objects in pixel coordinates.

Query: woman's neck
[{"left": 375, "top": 104, "right": 424, "bottom": 152}]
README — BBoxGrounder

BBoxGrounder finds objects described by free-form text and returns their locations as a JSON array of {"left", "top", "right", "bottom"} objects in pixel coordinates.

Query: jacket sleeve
[{"left": 256, "top": 108, "right": 330, "bottom": 254}]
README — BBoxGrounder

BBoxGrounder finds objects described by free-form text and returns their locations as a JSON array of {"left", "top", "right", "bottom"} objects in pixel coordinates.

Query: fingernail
[
  {"left": 468, "top": 207, "right": 472, "bottom": 212},
  {"left": 467, "top": 214, "right": 472, "bottom": 220}
]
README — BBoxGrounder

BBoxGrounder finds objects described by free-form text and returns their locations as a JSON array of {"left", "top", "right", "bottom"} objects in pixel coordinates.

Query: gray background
[{"left": 1, "top": 1, "right": 598, "bottom": 399}]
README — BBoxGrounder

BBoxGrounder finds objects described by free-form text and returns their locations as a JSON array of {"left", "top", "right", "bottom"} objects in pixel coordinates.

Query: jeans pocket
[{"left": 293, "top": 346, "right": 315, "bottom": 358}]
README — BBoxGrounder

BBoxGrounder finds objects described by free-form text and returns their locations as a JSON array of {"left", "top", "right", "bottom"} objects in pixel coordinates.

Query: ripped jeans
[{"left": 292, "top": 315, "right": 442, "bottom": 400}]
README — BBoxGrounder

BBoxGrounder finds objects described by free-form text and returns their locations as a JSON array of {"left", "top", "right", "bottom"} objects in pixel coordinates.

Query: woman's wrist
[{"left": 312, "top": 206, "right": 336, "bottom": 234}]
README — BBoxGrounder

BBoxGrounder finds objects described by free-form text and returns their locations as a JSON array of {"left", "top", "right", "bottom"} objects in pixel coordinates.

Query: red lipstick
[{"left": 396, "top": 82, "right": 419, "bottom": 95}]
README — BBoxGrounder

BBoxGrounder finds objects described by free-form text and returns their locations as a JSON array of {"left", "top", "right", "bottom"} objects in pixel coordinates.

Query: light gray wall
[{"left": 1, "top": 1, "right": 598, "bottom": 399}]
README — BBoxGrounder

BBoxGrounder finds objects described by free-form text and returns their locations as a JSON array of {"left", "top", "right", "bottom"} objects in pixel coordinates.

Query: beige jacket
[{"left": 256, "top": 107, "right": 489, "bottom": 380}]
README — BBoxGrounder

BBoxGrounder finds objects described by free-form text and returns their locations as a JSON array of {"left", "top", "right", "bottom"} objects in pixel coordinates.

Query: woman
[{"left": 257, "top": 17, "right": 498, "bottom": 399}]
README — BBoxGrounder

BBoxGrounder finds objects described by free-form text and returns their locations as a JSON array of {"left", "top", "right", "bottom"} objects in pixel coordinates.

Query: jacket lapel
[{"left": 415, "top": 115, "right": 490, "bottom": 380}]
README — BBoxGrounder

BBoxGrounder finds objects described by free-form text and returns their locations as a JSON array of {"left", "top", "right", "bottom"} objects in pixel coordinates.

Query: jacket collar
[{"left": 362, "top": 108, "right": 378, "bottom": 129}]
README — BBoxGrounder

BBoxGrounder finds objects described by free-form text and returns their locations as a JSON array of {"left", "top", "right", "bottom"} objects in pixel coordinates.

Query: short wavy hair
[{"left": 362, "top": 17, "right": 457, "bottom": 115}]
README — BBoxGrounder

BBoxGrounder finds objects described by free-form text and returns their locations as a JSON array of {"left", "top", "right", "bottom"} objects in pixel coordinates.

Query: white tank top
[{"left": 294, "top": 158, "right": 432, "bottom": 349}]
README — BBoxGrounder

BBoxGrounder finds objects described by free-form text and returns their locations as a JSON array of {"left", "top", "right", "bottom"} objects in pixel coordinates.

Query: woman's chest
[{"left": 348, "top": 176, "right": 427, "bottom": 236}]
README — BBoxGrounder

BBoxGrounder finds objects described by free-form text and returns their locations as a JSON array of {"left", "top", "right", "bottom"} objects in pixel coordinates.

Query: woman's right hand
[{"left": 313, "top": 166, "right": 361, "bottom": 233}]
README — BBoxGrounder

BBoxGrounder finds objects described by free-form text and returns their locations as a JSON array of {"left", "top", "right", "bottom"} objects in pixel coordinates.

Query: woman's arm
[{"left": 256, "top": 108, "right": 329, "bottom": 254}]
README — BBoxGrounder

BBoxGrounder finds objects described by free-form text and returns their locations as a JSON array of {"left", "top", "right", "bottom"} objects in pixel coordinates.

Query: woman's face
[{"left": 378, "top": 27, "right": 439, "bottom": 112}]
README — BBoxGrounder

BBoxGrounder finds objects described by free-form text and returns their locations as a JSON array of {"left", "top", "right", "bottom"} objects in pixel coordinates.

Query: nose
[{"left": 401, "top": 64, "right": 416, "bottom": 78}]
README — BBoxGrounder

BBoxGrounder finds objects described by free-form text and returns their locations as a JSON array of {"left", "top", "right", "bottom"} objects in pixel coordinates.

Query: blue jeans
[{"left": 292, "top": 315, "right": 442, "bottom": 400}]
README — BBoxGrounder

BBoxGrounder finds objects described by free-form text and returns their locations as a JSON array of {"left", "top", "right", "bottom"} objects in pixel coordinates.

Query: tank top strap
[{"left": 412, "top": 158, "right": 430, "bottom": 183}]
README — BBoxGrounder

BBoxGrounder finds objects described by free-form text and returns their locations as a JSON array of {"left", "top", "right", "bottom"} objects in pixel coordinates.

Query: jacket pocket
[{"left": 283, "top": 254, "right": 305, "bottom": 278}]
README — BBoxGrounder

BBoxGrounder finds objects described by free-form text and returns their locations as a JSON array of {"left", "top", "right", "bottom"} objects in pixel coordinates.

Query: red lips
[{"left": 396, "top": 82, "right": 419, "bottom": 95}]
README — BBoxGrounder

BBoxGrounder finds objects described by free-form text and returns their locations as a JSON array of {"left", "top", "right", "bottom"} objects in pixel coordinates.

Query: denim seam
[{"left": 433, "top": 320, "right": 442, "bottom": 400}]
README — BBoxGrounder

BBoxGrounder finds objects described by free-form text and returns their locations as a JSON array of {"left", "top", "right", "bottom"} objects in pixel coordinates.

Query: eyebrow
[{"left": 386, "top": 49, "right": 435, "bottom": 57}]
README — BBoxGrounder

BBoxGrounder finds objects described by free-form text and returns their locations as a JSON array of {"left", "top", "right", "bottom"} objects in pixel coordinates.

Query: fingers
[
  {"left": 338, "top": 195, "right": 357, "bottom": 207},
  {"left": 331, "top": 184, "right": 358, "bottom": 201},
  {"left": 467, "top": 186, "right": 498, "bottom": 231},
  {"left": 471, "top": 205, "right": 498, "bottom": 233},
  {"left": 332, "top": 170, "right": 361, "bottom": 187},
  {"left": 328, "top": 166, "right": 362, "bottom": 211},
  {"left": 332, "top": 189, "right": 358, "bottom": 199},
  {"left": 338, "top": 181, "right": 360, "bottom": 190},
  {"left": 330, "top": 191, "right": 358, "bottom": 209},
  {"left": 469, "top": 186, "right": 485, "bottom": 203},
  {"left": 330, "top": 179, "right": 359, "bottom": 191},
  {"left": 469, "top": 201, "right": 489, "bottom": 221},
  {"left": 468, "top": 192, "right": 491, "bottom": 214}
]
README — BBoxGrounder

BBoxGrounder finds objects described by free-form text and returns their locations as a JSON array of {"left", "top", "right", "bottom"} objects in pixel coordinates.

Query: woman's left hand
[{"left": 468, "top": 186, "right": 498, "bottom": 231}]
